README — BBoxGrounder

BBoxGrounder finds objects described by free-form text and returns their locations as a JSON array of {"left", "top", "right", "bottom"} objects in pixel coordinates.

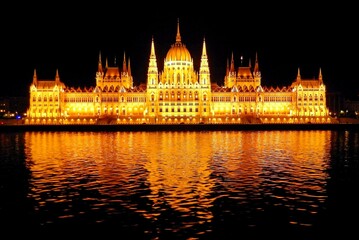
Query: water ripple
[{"left": 2, "top": 130, "right": 358, "bottom": 238}]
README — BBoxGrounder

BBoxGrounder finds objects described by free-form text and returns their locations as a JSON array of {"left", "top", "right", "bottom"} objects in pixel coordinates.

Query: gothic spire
[
  {"left": 122, "top": 52, "right": 127, "bottom": 72},
  {"left": 176, "top": 18, "right": 181, "bottom": 43},
  {"left": 150, "top": 36, "right": 156, "bottom": 58},
  {"left": 147, "top": 36, "right": 158, "bottom": 81},
  {"left": 230, "top": 52, "right": 235, "bottom": 72},
  {"left": 199, "top": 37, "right": 210, "bottom": 85},
  {"left": 55, "top": 69, "right": 60, "bottom": 83},
  {"left": 33, "top": 69, "right": 37, "bottom": 85},
  {"left": 201, "top": 37, "right": 207, "bottom": 57},
  {"left": 98, "top": 51, "right": 103, "bottom": 72},
  {"left": 297, "top": 67, "right": 301, "bottom": 81},
  {"left": 319, "top": 67, "right": 323, "bottom": 83},
  {"left": 253, "top": 52, "right": 259, "bottom": 73},
  {"left": 128, "top": 58, "right": 131, "bottom": 76}
]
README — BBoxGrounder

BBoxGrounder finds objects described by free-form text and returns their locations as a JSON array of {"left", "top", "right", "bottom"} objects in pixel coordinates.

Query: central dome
[
  {"left": 165, "top": 42, "right": 191, "bottom": 62},
  {"left": 165, "top": 19, "right": 192, "bottom": 62}
]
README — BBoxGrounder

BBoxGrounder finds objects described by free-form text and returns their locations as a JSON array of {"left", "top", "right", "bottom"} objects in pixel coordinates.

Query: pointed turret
[
  {"left": 296, "top": 67, "right": 301, "bottom": 81},
  {"left": 150, "top": 36, "right": 156, "bottom": 60},
  {"left": 128, "top": 58, "right": 132, "bottom": 76},
  {"left": 118, "top": 53, "right": 132, "bottom": 88},
  {"left": 251, "top": 52, "right": 261, "bottom": 88},
  {"left": 318, "top": 67, "right": 323, "bottom": 83},
  {"left": 224, "top": 52, "right": 237, "bottom": 88},
  {"left": 201, "top": 37, "right": 208, "bottom": 57},
  {"left": 33, "top": 69, "right": 38, "bottom": 85},
  {"left": 199, "top": 37, "right": 210, "bottom": 86},
  {"left": 226, "top": 58, "right": 230, "bottom": 76},
  {"left": 127, "top": 58, "right": 133, "bottom": 88},
  {"left": 98, "top": 51, "right": 103, "bottom": 73},
  {"left": 96, "top": 51, "right": 105, "bottom": 87},
  {"left": 55, "top": 69, "right": 60, "bottom": 83},
  {"left": 230, "top": 52, "right": 235, "bottom": 72},
  {"left": 147, "top": 36, "right": 159, "bottom": 87},
  {"left": 253, "top": 52, "right": 259, "bottom": 74},
  {"left": 122, "top": 52, "right": 127, "bottom": 72}
]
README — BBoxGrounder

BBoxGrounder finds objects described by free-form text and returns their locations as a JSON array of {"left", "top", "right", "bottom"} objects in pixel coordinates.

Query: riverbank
[{"left": 1, "top": 122, "right": 359, "bottom": 132}]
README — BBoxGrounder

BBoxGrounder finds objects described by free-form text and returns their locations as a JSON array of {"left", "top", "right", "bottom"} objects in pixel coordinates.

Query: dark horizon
[{"left": 3, "top": 3, "right": 358, "bottom": 99}]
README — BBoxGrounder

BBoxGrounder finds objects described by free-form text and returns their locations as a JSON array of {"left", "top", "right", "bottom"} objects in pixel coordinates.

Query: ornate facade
[{"left": 26, "top": 20, "right": 331, "bottom": 125}]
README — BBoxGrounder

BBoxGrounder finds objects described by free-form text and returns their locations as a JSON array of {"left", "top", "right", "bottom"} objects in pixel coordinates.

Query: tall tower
[
  {"left": 147, "top": 37, "right": 159, "bottom": 88},
  {"left": 161, "top": 18, "right": 197, "bottom": 85},
  {"left": 146, "top": 37, "right": 160, "bottom": 119},
  {"left": 199, "top": 37, "right": 211, "bottom": 88}
]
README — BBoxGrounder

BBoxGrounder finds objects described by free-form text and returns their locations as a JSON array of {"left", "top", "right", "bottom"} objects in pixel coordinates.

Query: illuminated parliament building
[{"left": 26, "top": 20, "right": 331, "bottom": 125}]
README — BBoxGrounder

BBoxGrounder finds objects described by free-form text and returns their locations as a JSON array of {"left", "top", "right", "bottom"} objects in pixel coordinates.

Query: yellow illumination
[{"left": 25, "top": 21, "right": 331, "bottom": 125}]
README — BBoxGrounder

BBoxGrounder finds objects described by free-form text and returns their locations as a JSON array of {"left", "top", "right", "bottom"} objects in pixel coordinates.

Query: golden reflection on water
[
  {"left": 23, "top": 130, "right": 332, "bottom": 227},
  {"left": 144, "top": 132, "right": 215, "bottom": 222}
]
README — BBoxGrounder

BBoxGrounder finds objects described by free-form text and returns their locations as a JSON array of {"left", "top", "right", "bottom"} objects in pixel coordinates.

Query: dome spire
[
  {"left": 164, "top": 19, "right": 191, "bottom": 65},
  {"left": 176, "top": 18, "right": 181, "bottom": 43}
]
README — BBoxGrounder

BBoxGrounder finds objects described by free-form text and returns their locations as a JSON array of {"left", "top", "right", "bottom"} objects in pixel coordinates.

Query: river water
[{"left": 0, "top": 130, "right": 358, "bottom": 239}]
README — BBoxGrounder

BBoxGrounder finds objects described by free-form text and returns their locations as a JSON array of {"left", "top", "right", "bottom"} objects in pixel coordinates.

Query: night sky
[{"left": 3, "top": 2, "right": 358, "bottom": 99}]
